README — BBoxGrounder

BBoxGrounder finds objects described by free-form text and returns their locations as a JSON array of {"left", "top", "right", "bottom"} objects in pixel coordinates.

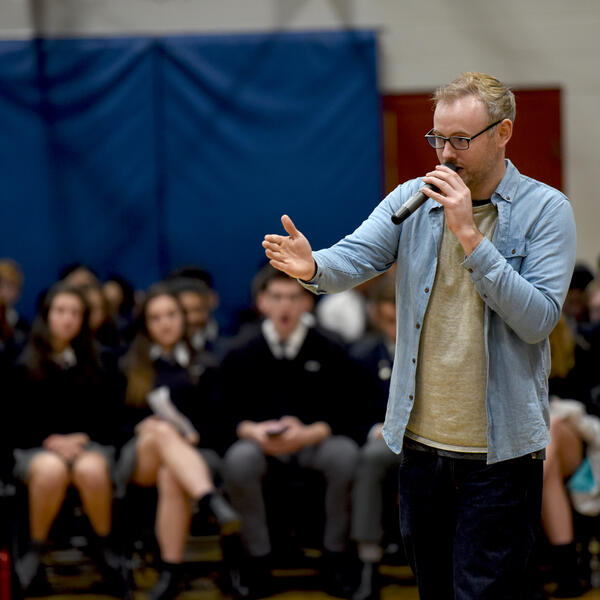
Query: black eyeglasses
[{"left": 425, "top": 119, "right": 503, "bottom": 150}]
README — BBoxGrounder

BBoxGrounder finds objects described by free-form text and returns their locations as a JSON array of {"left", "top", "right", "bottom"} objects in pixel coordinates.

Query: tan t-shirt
[{"left": 406, "top": 202, "right": 498, "bottom": 453}]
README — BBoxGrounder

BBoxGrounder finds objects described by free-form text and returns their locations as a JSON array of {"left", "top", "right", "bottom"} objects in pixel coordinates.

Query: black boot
[
  {"left": 207, "top": 492, "right": 242, "bottom": 536},
  {"left": 231, "top": 554, "right": 273, "bottom": 600},
  {"left": 148, "top": 562, "right": 185, "bottom": 600},
  {"left": 92, "top": 535, "right": 131, "bottom": 598},
  {"left": 551, "top": 542, "right": 586, "bottom": 598},
  {"left": 15, "top": 541, "right": 50, "bottom": 596},
  {"left": 352, "top": 561, "right": 380, "bottom": 600},
  {"left": 322, "top": 551, "right": 353, "bottom": 599}
]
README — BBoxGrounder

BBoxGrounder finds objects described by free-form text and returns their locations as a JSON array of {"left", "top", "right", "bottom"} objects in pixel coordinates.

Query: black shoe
[
  {"left": 552, "top": 579, "right": 588, "bottom": 598},
  {"left": 231, "top": 555, "right": 273, "bottom": 600},
  {"left": 352, "top": 561, "right": 379, "bottom": 600},
  {"left": 209, "top": 492, "right": 242, "bottom": 536},
  {"left": 148, "top": 567, "right": 184, "bottom": 600},
  {"left": 16, "top": 547, "right": 50, "bottom": 595},
  {"left": 322, "top": 551, "right": 354, "bottom": 599},
  {"left": 98, "top": 547, "right": 132, "bottom": 598},
  {"left": 88, "top": 535, "right": 131, "bottom": 597}
]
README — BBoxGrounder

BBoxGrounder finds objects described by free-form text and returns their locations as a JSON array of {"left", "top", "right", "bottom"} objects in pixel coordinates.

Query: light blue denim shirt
[{"left": 302, "top": 160, "right": 577, "bottom": 463}]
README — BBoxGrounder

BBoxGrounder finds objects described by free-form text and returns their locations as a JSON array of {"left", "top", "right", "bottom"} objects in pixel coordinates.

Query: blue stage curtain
[{"left": 0, "top": 31, "right": 381, "bottom": 330}]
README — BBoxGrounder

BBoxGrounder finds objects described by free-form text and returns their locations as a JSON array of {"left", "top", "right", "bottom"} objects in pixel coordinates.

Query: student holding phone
[{"left": 221, "top": 265, "right": 362, "bottom": 599}]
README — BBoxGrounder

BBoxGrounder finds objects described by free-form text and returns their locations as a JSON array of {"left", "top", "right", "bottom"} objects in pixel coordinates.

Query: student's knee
[
  {"left": 361, "top": 438, "right": 391, "bottom": 464},
  {"left": 139, "top": 419, "right": 179, "bottom": 448},
  {"left": 223, "top": 440, "right": 266, "bottom": 484},
  {"left": 356, "top": 439, "right": 394, "bottom": 479},
  {"left": 72, "top": 452, "right": 111, "bottom": 491},
  {"left": 318, "top": 435, "right": 359, "bottom": 479},
  {"left": 27, "top": 452, "right": 70, "bottom": 490}
]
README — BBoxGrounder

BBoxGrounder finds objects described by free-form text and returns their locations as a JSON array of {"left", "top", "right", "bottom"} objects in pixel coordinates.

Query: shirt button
[
  {"left": 412, "top": 358, "right": 416, "bottom": 364},
  {"left": 424, "top": 287, "right": 429, "bottom": 293},
  {"left": 467, "top": 268, "right": 473, "bottom": 273},
  {"left": 409, "top": 395, "right": 413, "bottom": 400},
  {"left": 483, "top": 294, "right": 488, "bottom": 299},
  {"left": 511, "top": 249, "right": 516, "bottom": 254},
  {"left": 416, "top": 323, "right": 420, "bottom": 329}
]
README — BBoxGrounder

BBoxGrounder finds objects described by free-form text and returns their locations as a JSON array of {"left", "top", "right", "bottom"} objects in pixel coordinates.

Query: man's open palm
[{"left": 262, "top": 215, "right": 316, "bottom": 281}]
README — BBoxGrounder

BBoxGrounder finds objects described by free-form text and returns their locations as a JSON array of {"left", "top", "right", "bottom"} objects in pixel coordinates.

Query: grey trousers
[
  {"left": 351, "top": 437, "right": 401, "bottom": 544},
  {"left": 223, "top": 435, "right": 359, "bottom": 557}
]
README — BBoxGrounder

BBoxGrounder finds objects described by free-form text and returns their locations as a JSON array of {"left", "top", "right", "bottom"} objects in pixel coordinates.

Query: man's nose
[{"left": 440, "top": 140, "right": 458, "bottom": 163}]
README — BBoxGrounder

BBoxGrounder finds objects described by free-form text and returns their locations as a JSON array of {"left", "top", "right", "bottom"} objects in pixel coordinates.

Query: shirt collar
[
  {"left": 190, "top": 319, "right": 219, "bottom": 352},
  {"left": 261, "top": 318, "right": 309, "bottom": 360},
  {"left": 149, "top": 341, "right": 190, "bottom": 367},
  {"left": 52, "top": 346, "right": 77, "bottom": 369},
  {"left": 190, "top": 330, "right": 206, "bottom": 352},
  {"left": 491, "top": 159, "right": 520, "bottom": 204},
  {"left": 6, "top": 307, "right": 18, "bottom": 328}
]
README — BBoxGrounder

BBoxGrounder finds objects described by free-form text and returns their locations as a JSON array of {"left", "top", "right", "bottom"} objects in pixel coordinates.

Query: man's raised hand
[{"left": 262, "top": 215, "right": 316, "bottom": 281}]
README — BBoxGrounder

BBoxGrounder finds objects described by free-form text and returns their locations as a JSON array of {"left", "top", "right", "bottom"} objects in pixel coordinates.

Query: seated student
[
  {"left": 221, "top": 265, "right": 361, "bottom": 599},
  {"left": 349, "top": 280, "right": 402, "bottom": 600},
  {"left": 59, "top": 262, "right": 101, "bottom": 289},
  {"left": 170, "top": 277, "right": 223, "bottom": 359},
  {"left": 0, "top": 296, "right": 21, "bottom": 375},
  {"left": 588, "top": 278, "right": 600, "bottom": 326},
  {"left": 540, "top": 313, "right": 596, "bottom": 598},
  {"left": 563, "top": 264, "right": 594, "bottom": 334},
  {"left": 166, "top": 265, "right": 220, "bottom": 349},
  {"left": 80, "top": 283, "right": 123, "bottom": 354},
  {"left": 103, "top": 273, "right": 137, "bottom": 344},
  {"left": 9, "top": 282, "right": 123, "bottom": 595},
  {"left": 583, "top": 278, "right": 600, "bottom": 394},
  {"left": 1, "top": 297, "right": 22, "bottom": 479},
  {"left": 116, "top": 283, "right": 239, "bottom": 600},
  {"left": 0, "top": 258, "right": 29, "bottom": 343}
]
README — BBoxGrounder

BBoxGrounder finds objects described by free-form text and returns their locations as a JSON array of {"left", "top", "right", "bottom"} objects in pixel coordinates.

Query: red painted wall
[{"left": 382, "top": 89, "right": 562, "bottom": 195}]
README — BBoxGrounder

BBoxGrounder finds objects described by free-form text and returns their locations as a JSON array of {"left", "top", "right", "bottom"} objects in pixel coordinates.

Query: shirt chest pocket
[{"left": 499, "top": 239, "right": 528, "bottom": 273}]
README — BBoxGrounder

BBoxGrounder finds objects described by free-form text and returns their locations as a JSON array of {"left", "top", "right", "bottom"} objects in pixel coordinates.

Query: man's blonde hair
[{"left": 433, "top": 72, "right": 516, "bottom": 123}]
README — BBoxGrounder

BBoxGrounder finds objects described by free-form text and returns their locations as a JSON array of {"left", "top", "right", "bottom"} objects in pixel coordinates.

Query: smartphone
[{"left": 266, "top": 425, "right": 289, "bottom": 438}]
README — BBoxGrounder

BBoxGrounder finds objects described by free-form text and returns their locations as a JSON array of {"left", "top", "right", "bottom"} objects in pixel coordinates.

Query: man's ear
[
  {"left": 301, "top": 290, "right": 315, "bottom": 314},
  {"left": 256, "top": 291, "right": 268, "bottom": 317},
  {"left": 497, "top": 118, "right": 513, "bottom": 149}
]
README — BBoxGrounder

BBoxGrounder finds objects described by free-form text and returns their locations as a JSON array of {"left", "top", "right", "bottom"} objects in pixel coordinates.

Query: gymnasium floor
[
  {"left": 20, "top": 533, "right": 600, "bottom": 599},
  {"left": 24, "top": 560, "right": 600, "bottom": 600},
  {"left": 29, "top": 558, "right": 421, "bottom": 599}
]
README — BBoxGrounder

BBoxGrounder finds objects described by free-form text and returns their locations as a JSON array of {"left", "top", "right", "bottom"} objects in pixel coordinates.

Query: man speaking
[{"left": 262, "top": 72, "right": 576, "bottom": 599}]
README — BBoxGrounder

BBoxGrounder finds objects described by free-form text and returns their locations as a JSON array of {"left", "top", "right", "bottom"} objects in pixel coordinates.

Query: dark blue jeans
[{"left": 398, "top": 445, "right": 543, "bottom": 600}]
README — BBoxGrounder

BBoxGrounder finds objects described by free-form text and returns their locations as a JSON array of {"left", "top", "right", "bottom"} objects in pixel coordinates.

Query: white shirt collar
[
  {"left": 149, "top": 341, "right": 190, "bottom": 368},
  {"left": 190, "top": 319, "right": 219, "bottom": 352},
  {"left": 261, "top": 318, "right": 309, "bottom": 360},
  {"left": 6, "top": 307, "right": 18, "bottom": 328},
  {"left": 52, "top": 346, "right": 77, "bottom": 369}
]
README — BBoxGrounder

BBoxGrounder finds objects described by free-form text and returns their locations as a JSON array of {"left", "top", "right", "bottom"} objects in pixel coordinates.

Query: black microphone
[{"left": 391, "top": 162, "right": 459, "bottom": 225}]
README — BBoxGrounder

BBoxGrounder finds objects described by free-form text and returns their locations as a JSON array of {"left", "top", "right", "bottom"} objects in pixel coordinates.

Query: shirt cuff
[
  {"left": 298, "top": 256, "right": 323, "bottom": 294},
  {"left": 462, "top": 237, "right": 502, "bottom": 281}
]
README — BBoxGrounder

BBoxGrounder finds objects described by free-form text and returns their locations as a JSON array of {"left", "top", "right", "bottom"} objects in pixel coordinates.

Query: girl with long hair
[
  {"left": 117, "top": 283, "right": 238, "bottom": 600},
  {"left": 11, "top": 282, "right": 123, "bottom": 594}
]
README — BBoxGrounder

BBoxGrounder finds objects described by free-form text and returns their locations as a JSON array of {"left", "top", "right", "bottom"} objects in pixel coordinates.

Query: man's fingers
[
  {"left": 269, "top": 259, "right": 291, "bottom": 274},
  {"left": 264, "top": 248, "right": 283, "bottom": 260},
  {"left": 281, "top": 214, "right": 300, "bottom": 239},
  {"left": 262, "top": 240, "right": 282, "bottom": 254},
  {"left": 264, "top": 234, "right": 285, "bottom": 245}
]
